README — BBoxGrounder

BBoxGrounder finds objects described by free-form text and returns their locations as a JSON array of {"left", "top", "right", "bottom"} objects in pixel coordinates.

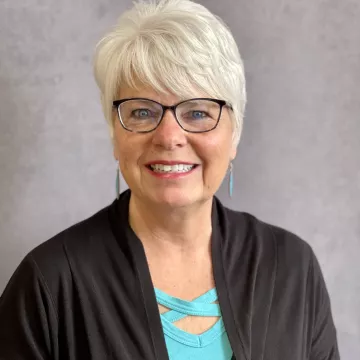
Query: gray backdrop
[{"left": 0, "top": 0, "right": 359, "bottom": 358}]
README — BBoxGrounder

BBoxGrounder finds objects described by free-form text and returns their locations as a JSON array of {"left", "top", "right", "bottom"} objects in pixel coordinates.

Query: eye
[
  {"left": 182, "top": 110, "right": 209, "bottom": 120},
  {"left": 132, "top": 108, "right": 153, "bottom": 118},
  {"left": 191, "top": 111, "right": 207, "bottom": 119}
]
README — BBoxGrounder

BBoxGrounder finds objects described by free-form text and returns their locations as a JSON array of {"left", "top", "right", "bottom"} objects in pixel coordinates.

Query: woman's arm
[{"left": 0, "top": 254, "right": 58, "bottom": 359}]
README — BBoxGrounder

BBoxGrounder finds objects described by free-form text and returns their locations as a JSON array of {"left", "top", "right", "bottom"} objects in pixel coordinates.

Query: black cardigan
[{"left": 0, "top": 190, "right": 340, "bottom": 359}]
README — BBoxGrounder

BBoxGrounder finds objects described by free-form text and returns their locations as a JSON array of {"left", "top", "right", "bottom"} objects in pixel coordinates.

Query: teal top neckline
[{"left": 154, "top": 287, "right": 226, "bottom": 348}]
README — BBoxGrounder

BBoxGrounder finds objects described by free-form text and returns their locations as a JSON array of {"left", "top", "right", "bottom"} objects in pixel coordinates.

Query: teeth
[{"left": 150, "top": 164, "right": 195, "bottom": 173}]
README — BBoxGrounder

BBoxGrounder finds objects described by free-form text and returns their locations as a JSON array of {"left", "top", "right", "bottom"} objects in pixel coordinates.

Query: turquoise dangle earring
[
  {"left": 116, "top": 161, "right": 120, "bottom": 200},
  {"left": 228, "top": 162, "right": 234, "bottom": 198}
]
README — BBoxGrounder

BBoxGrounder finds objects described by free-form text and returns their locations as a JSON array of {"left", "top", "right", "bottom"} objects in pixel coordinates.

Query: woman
[{"left": 0, "top": 0, "right": 339, "bottom": 359}]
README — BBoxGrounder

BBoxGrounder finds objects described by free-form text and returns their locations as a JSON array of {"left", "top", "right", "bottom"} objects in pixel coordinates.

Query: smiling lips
[
  {"left": 145, "top": 161, "right": 198, "bottom": 175},
  {"left": 150, "top": 163, "right": 195, "bottom": 173}
]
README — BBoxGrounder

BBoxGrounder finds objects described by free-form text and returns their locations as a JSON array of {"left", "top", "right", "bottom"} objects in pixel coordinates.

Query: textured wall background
[{"left": 0, "top": 0, "right": 359, "bottom": 358}]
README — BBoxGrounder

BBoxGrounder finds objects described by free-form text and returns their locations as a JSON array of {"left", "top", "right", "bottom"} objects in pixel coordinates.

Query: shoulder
[
  {"left": 24, "top": 202, "right": 117, "bottom": 296},
  {"left": 220, "top": 204, "right": 315, "bottom": 273},
  {"left": 220, "top": 206, "right": 327, "bottom": 317},
  {"left": 220, "top": 210, "right": 339, "bottom": 358},
  {"left": 31, "top": 202, "right": 113, "bottom": 261}
]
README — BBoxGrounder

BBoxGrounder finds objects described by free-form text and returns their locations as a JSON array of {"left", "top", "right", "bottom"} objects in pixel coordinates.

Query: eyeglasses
[{"left": 112, "top": 98, "right": 232, "bottom": 133}]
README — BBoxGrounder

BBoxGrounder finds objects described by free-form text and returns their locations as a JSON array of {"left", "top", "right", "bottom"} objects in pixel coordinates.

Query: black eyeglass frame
[{"left": 112, "top": 97, "right": 233, "bottom": 134}]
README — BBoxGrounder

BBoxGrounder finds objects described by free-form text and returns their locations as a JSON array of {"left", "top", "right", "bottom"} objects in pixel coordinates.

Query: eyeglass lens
[{"left": 117, "top": 99, "right": 221, "bottom": 132}]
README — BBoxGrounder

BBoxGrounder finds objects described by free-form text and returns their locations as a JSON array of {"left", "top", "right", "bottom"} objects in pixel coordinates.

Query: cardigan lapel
[
  {"left": 115, "top": 190, "right": 170, "bottom": 360},
  {"left": 211, "top": 197, "right": 249, "bottom": 360}
]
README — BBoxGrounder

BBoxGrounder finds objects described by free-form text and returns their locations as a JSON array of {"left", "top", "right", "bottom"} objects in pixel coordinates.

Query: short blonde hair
[{"left": 93, "top": 0, "right": 246, "bottom": 146}]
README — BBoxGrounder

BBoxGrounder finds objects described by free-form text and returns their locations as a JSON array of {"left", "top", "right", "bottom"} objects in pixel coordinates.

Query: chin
[{"left": 149, "top": 188, "right": 201, "bottom": 208}]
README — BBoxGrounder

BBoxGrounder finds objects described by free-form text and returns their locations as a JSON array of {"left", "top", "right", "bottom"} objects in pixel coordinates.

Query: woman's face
[{"left": 113, "top": 82, "right": 237, "bottom": 208}]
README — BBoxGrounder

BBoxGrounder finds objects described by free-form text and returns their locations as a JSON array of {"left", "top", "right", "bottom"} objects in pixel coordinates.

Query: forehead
[{"left": 117, "top": 81, "right": 208, "bottom": 106}]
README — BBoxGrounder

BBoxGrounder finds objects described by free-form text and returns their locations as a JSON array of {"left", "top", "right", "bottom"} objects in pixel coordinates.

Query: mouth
[{"left": 146, "top": 163, "right": 198, "bottom": 174}]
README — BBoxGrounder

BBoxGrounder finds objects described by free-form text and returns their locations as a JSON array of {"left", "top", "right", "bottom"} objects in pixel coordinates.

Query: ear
[
  {"left": 113, "top": 133, "right": 120, "bottom": 161},
  {"left": 113, "top": 146, "right": 118, "bottom": 161},
  {"left": 230, "top": 145, "right": 237, "bottom": 161},
  {"left": 112, "top": 118, "right": 120, "bottom": 161}
]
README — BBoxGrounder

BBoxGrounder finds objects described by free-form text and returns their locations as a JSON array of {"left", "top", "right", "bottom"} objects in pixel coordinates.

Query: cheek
[
  {"left": 114, "top": 130, "right": 132, "bottom": 169},
  {"left": 199, "top": 115, "right": 236, "bottom": 196},
  {"left": 200, "top": 130, "right": 233, "bottom": 162},
  {"left": 115, "top": 133, "right": 148, "bottom": 175},
  {"left": 197, "top": 134, "right": 233, "bottom": 190},
  {"left": 118, "top": 141, "right": 137, "bottom": 170}
]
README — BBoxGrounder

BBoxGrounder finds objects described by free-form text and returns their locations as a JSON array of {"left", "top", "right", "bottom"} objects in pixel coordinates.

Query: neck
[{"left": 128, "top": 193, "right": 213, "bottom": 253}]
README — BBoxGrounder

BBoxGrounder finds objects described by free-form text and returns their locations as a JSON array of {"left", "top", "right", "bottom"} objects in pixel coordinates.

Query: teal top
[{"left": 154, "top": 287, "right": 233, "bottom": 360}]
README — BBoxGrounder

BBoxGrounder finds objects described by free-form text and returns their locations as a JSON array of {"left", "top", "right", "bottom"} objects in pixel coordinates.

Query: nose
[{"left": 151, "top": 109, "right": 187, "bottom": 150}]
